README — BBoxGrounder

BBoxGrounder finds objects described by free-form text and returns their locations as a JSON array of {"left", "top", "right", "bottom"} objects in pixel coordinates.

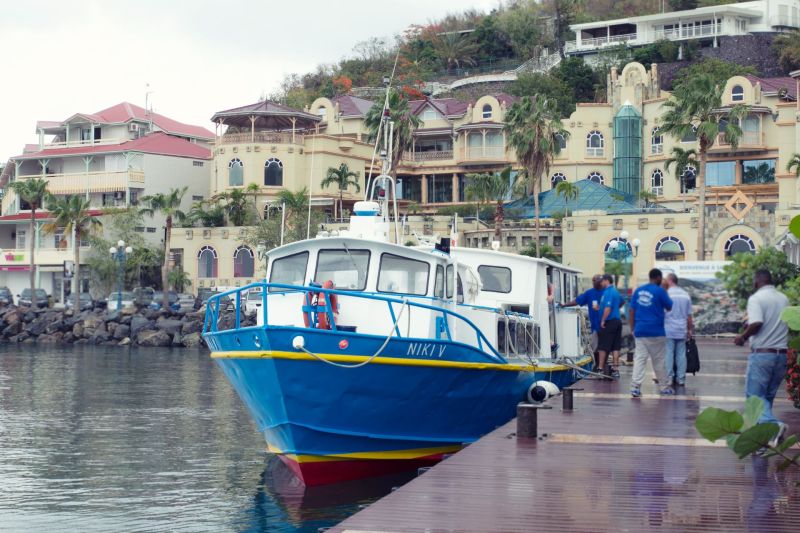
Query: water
[{"left": 0, "top": 345, "right": 407, "bottom": 532}]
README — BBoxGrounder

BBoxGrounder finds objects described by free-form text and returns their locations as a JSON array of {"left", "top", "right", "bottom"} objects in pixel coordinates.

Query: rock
[
  {"left": 22, "top": 336, "right": 35, "bottom": 344},
  {"left": 144, "top": 309, "right": 161, "bottom": 320},
  {"left": 131, "top": 316, "right": 151, "bottom": 337},
  {"left": 62, "top": 332, "right": 74, "bottom": 343},
  {"left": 172, "top": 333, "right": 182, "bottom": 346},
  {"left": 113, "top": 324, "right": 130, "bottom": 340},
  {"left": 74, "top": 338, "right": 88, "bottom": 345},
  {"left": 105, "top": 310, "right": 120, "bottom": 323},
  {"left": 136, "top": 330, "right": 171, "bottom": 347},
  {"left": 23, "top": 311, "right": 36, "bottom": 322},
  {"left": 106, "top": 322, "right": 117, "bottom": 335},
  {"left": 72, "top": 323, "right": 84, "bottom": 338},
  {"left": 45, "top": 320, "right": 65, "bottom": 335},
  {"left": 37, "top": 333, "right": 63, "bottom": 344},
  {"left": 25, "top": 318, "right": 49, "bottom": 336},
  {"left": 156, "top": 318, "right": 183, "bottom": 336},
  {"left": 119, "top": 337, "right": 131, "bottom": 345},
  {"left": 121, "top": 305, "right": 137, "bottom": 316},
  {"left": 83, "top": 314, "right": 103, "bottom": 330},
  {"left": 181, "top": 319, "right": 203, "bottom": 336},
  {"left": 64, "top": 316, "right": 81, "bottom": 327},
  {"left": 89, "top": 330, "right": 111, "bottom": 344},
  {"left": 181, "top": 332, "right": 203, "bottom": 348},
  {"left": 3, "top": 322, "right": 21, "bottom": 336},
  {"left": 9, "top": 332, "right": 29, "bottom": 343},
  {"left": 119, "top": 315, "right": 132, "bottom": 325}
]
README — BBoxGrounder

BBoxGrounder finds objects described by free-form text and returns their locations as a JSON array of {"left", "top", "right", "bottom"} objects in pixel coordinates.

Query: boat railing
[{"left": 202, "top": 281, "right": 509, "bottom": 364}]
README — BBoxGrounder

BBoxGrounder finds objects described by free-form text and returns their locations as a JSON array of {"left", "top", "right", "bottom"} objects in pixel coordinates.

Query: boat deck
[{"left": 333, "top": 339, "right": 800, "bottom": 532}]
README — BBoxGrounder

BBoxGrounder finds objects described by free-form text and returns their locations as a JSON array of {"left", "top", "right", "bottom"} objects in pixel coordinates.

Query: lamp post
[
  {"left": 109, "top": 239, "right": 133, "bottom": 310},
  {"left": 606, "top": 230, "right": 640, "bottom": 305}
]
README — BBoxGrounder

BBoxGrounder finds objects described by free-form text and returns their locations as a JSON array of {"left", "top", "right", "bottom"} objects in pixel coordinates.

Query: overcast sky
[{"left": 0, "top": 0, "right": 499, "bottom": 162}]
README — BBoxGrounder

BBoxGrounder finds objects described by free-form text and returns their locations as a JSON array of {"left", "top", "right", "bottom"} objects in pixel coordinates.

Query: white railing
[
  {"left": 716, "top": 131, "right": 763, "bottom": 147},
  {"left": 13, "top": 170, "right": 144, "bottom": 196},
  {"left": 219, "top": 131, "right": 305, "bottom": 145},
  {"left": 565, "top": 32, "right": 637, "bottom": 51},
  {"left": 403, "top": 150, "right": 454, "bottom": 162},
  {"left": 466, "top": 146, "right": 506, "bottom": 160},
  {"left": 42, "top": 138, "right": 128, "bottom": 150}
]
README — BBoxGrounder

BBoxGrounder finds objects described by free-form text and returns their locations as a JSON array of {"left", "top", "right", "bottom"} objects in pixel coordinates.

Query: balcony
[
  {"left": 464, "top": 146, "right": 507, "bottom": 161},
  {"left": 41, "top": 138, "right": 128, "bottom": 150},
  {"left": 565, "top": 32, "right": 637, "bottom": 52},
  {"left": 403, "top": 150, "right": 454, "bottom": 163},
  {"left": 219, "top": 131, "right": 305, "bottom": 145},
  {"left": 0, "top": 247, "right": 90, "bottom": 269},
  {"left": 714, "top": 131, "right": 764, "bottom": 150}
]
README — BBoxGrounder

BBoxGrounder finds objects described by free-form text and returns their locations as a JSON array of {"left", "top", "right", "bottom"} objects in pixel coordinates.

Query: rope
[{"left": 297, "top": 299, "right": 409, "bottom": 369}]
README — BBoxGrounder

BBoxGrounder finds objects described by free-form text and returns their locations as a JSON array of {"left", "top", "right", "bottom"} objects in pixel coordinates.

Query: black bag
[{"left": 686, "top": 338, "right": 700, "bottom": 374}]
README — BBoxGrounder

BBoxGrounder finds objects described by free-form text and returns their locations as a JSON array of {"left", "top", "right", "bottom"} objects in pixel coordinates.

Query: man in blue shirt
[
  {"left": 629, "top": 268, "right": 673, "bottom": 397},
  {"left": 563, "top": 274, "right": 603, "bottom": 360},
  {"left": 597, "top": 274, "right": 623, "bottom": 378}
]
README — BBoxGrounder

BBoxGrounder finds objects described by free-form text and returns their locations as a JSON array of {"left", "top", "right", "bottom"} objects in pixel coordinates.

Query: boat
[{"left": 203, "top": 100, "right": 594, "bottom": 486}]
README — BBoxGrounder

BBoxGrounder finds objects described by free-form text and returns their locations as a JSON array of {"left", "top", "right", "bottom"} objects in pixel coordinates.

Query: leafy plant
[
  {"left": 521, "top": 243, "right": 559, "bottom": 262},
  {"left": 696, "top": 397, "right": 799, "bottom": 476},
  {"left": 465, "top": 167, "right": 514, "bottom": 241},
  {"left": 9, "top": 178, "right": 49, "bottom": 306},
  {"left": 321, "top": 163, "right": 361, "bottom": 222},
  {"left": 716, "top": 247, "right": 800, "bottom": 309}
]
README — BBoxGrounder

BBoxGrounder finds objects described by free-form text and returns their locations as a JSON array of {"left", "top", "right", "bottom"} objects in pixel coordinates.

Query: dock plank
[{"left": 333, "top": 340, "right": 800, "bottom": 532}]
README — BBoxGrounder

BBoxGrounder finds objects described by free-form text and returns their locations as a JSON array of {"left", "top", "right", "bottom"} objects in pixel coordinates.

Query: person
[
  {"left": 629, "top": 268, "right": 673, "bottom": 397},
  {"left": 664, "top": 273, "right": 694, "bottom": 387},
  {"left": 563, "top": 274, "right": 604, "bottom": 360},
  {"left": 734, "top": 269, "right": 789, "bottom": 446},
  {"left": 597, "top": 274, "right": 623, "bottom": 378}
]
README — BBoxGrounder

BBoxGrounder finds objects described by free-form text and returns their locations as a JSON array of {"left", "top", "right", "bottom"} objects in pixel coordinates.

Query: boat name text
[{"left": 407, "top": 343, "right": 446, "bottom": 358}]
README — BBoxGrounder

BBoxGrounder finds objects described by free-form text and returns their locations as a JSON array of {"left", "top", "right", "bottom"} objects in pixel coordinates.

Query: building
[
  {"left": 567, "top": 0, "right": 800, "bottom": 58},
  {"left": 0, "top": 102, "right": 213, "bottom": 300}
]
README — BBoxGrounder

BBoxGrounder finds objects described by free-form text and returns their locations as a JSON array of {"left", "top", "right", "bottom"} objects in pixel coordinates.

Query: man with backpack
[{"left": 664, "top": 273, "right": 694, "bottom": 387}]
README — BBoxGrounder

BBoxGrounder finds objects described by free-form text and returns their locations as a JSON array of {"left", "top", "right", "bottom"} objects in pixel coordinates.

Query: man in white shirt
[
  {"left": 734, "top": 269, "right": 790, "bottom": 445},
  {"left": 664, "top": 273, "right": 693, "bottom": 386}
]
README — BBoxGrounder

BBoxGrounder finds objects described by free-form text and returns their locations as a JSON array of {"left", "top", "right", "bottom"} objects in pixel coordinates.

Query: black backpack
[{"left": 686, "top": 338, "right": 700, "bottom": 374}]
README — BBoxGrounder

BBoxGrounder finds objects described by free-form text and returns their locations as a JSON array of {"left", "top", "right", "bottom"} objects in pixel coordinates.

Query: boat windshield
[
  {"left": 315, "top": 249, "right": 370, "bottom": 290},
  {"left": 269, "top": 252, "right": 309, "bottom": 291},
  {"left": 377, "top": 253, "right": 429, "bottom": 295}
]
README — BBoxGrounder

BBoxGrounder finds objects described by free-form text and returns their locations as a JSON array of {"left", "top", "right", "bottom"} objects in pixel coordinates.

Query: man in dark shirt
[{"left": 597, "top": 274, "right": 623, "bottom": 378}]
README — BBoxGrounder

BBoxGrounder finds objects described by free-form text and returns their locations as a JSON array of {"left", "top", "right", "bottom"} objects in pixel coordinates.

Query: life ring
[{"left": 302, "top": 280, "right": 338, "bottom": 330}]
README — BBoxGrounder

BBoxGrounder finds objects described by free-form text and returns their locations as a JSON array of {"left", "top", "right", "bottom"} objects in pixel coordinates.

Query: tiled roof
[
  {"left": 410, "top": 98, "right": 470, "bottom": 117},
  {"left": 331, "top": 95, "right": 374, "bottom": 117},
  {"left": 13, "top": 132, "right": 211, "bottom": 160},
  {"left": 0, "top": 209, "right": 103, "bottom": 222},
  {"left": 60, "top": 102, "right": 214, "bottom": 140},
  {"left": 492, "top": 93, "right": 519, "bottom": 106},
  {"left": 211, "top": 100, "right": 320, "bottom": 122},
  {"left": 744, "top": 75, "right": 797, "bottom": 100}
]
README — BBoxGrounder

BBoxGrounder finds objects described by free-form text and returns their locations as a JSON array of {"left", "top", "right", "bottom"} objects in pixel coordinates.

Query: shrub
[{"left": 716, "top": 248, "right": 800, "bottom": 309}]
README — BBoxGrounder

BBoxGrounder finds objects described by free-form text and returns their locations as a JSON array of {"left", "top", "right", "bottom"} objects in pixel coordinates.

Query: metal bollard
[
  {"left": 516, "top": 402, "right": 552, "bottom": 439},
  {"left": 562, "top": 386, "right": 584, "bottom": 411}
]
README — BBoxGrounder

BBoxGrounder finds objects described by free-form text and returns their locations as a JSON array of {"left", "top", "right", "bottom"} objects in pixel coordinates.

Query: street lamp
[
  {"left": 606, "top": 230, "right": 640, "bottom": 305},
  {"left": 109, "top": 239, "right": 133, "bottom": 310}
]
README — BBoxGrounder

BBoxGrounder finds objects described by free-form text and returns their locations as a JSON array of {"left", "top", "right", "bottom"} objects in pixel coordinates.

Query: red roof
[
  {"left": 0, "top": 209, "right": 103, "bottom": 222},
  {"left": 744, "top": 75, "right": 797, "bottom": 100},
  {"left": 410, "top": 98, "right": 470, "bottom": 117},
  {"left": 330, "top": 95, "right": 374, "bottom": 117},
  {"left": 13, "top": 132, "right": 211, "bottom": 160}
]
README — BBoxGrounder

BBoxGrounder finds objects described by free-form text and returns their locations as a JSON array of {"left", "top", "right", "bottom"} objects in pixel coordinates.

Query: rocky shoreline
[{"left": 0, "top": 305, "right": 253, "bottom": 348}]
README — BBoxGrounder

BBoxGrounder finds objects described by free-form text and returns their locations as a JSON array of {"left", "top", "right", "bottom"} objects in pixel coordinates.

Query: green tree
[
  {"left": 639, "top": 190, "right": 658, "bottom": 208},
  {"left": 276, "top": 188, "right": 323, "bottom": 242},
  {"left": 510, "top": 72, "right": 576, "bottom": 118},
  {"left": 43, "top": 195, "right": 101, "bottom": 311},
  {"left": 672, "top": 58, "right": 756, "bottom": 90},
  {"left": 433, "top": 33, "right": 479, "bottom": 73},
  {"left": 555, "top": 179, "right": 579, "bottom": 216},
  {"left": 664, "top": 146, "right": 698, "bottom": 193},
  {"left": 773, "top": 31, "right": 800, "bottom": 73},
  {"left": 465, "top": 167, "right": 514, "bottom": 241},
  {"left": 505, "top": 95, "right": 569, "bottom": 257},
  {"left": 473, "top": 14, "right": 514, "bottom": 62},
  {"left": 321, "top": 163, "right": 361, "bottom": 222},
  {"left": 246, "top": 183, "right": 262, "bottom": 223},
  {"left": 219, "top": 188, "right": 250, "bottom": 226},
  {"left": 167, "top": 268, "right": 192, "bottom": 293},
  {"left": 8, "top": 178, "right": 49, "bottom": 306},
  {"left": 669, "top": 0, "right": 698, "bottom": 10},
  {"left": 717, "top": 247, "right": 800, "bottom": 309},
  {"left": 364, "top": 90, "right": 421, "bottom": 177},
  {"left": 521, "top": 243, "right": 560, "bottom": 261},
  {"left": 497, "top": 1, "right": 550, "bottom": 58},
  {"left": 660, "top": 74, "right": 748, "bottom": 259},
  {"left": 554, "top": 57, "right": 596, "bottom": 104},
  {"left": 549, "top": 0, "right": 582, "bottom": 59},
  {"left": 139, "top": 187, "right": 188, "bottom": 310},
  {"left": 786, "top": 153, "right": 800, "bottom": 177}
]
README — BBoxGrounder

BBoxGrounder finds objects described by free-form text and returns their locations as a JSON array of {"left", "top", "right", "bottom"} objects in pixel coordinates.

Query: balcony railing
[
  {"left": 41, "top": 138, "right": 128, "bottom": 150},
  {"left": 465, "top": 146, "right": 506, "bottom": 160},
  {"left": 565, "top": 32, "right": 637, "bottom": 51},
  {"left": 655, "top": 24, "right": 720, "bottom": 41},
  {"left": 219, "top": 131, "right": 305, "bottom": 145},
  {"left": 715, "top": 131, "right": 763, "bottom": 148},
  {"left": 403, "top": 150, "right": 454, "bottom": 162}
]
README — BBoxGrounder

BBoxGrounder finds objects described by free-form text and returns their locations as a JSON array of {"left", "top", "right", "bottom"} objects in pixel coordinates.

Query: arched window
[
  {"left": 264, "top": 158, "right": 283, "bottom": 186},
  {"left": 197, "top": 246, "right": 218, "bottom": 278},
  {"left": 233, "top": 245, "right": 255, "bottom": 278},
  {"left": 228, "top": 158, "right": 243, "bottom": 187},
  {"left": 651, "top": 169, "right": 664, "bottom": 196},
  {"left": 681, "top": 125, "right": 698, "bottom": 143},
  {"left": 725, "top": 234, "right": 756, "bottom": 257},
  {"left": 681, "top": 165, "right": 697, "bottom": 193},
  {"left": 655, "top": 236, "right": 685, "bottom": 261},
  {"left": 317, "top": 105, "right": 327, "bottom": 119},
  {"left": 587, "top": 171, "right": 604, "bottom": 185},
  {"left": 586, "top": 130, "right": 604, "bottom": 156},
  {"left": 651, "top": 127, "right": 663, "bottom": 155},
  {"left": 554, "top": 133, "right": 567, "bottom": 151},
  {"left": 551, "top": 172, "right": 566, "bottom": 186},
  {"left": 731, "top": 85, "right": 744, "bottom": 102},
  {"left": 482, "top": 104, "right": 492, "bottom": 119}
]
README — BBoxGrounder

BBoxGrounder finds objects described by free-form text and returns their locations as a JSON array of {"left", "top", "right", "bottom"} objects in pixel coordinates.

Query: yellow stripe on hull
[
  {"left": 267, "top": 443, "right": 463, "bottom": 463},
  {"left": 212, "top": 350, "right": 593, "bottom": 373}
]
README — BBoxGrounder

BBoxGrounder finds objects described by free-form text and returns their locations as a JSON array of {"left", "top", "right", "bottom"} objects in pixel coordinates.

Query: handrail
[{"left": 203, "top": 281, "right": 509, "bottom": 364}]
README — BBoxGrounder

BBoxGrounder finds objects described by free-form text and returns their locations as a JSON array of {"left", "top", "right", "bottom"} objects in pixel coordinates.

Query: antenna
[{"left": 145, "top": 83, "right": 155, "bottom": 132}]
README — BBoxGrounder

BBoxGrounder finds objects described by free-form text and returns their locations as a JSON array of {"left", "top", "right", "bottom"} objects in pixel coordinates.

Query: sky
[{"left": 0, "top": 0, "right": 500, "bottom": 162}]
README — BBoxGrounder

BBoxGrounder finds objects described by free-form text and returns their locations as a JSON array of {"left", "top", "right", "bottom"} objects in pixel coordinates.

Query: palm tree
[
  {"left": 246, "top": 182, "right": 262, "bottom": 222},
  {"left": 218, "top": 188, "right": 249, "bottom": 226},
  {"left": 787, "top": 153, "right": 800, "bottom": 177},
  {"left": 555, "top": 180, "right": 579, "bottom": 217},
  {"left": 638, "top": 190, "right": 657, "bottom": 208},
  {"left": 364, "top": 90, "right": 421, "bottom": 177},
  {"left": 43, "top": 195, "right": 101, "bottom": 311},
  {"left": 505, "top": 95, "right": 569, "bottom": 257},
  {"left": 139, "top": 187, "right": 188, "bottom": 310},
  {"left": 743, "top": 162, "right": 774, "bottom": 184},
  {"left": 8, "top": 178, "right": 49, "bottom": 306},
  {"left": 276, "top": 188, "right": 312, "bottom": 242},
  {"left": 659, "top": 74, "right": 748, "bottom": 259},
  {"left": 433, "top": 33, "right": 479, "bottom": 74},
  {"left": 167, "top": 268, "right": 192, "bottom": 293},
  {"left": 465, "top": 167, "right": 514, "bottom": 241},
  {"left": 664, "top": 146, "right": 698, "bottom": 191},
  {"left": 321, "top": 163, "right": 361, "bottom": 222}
]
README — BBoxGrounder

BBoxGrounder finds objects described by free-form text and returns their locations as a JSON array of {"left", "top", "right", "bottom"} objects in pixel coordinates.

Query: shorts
[
  {"left": 597, "top": 318, "right": 622, "bottom": 353},
  {"left": 590, "top": 332, "right": 599, "bottom": 352}
]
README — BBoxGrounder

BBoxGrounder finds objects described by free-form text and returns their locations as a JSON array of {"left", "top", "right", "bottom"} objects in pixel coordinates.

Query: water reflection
[{"left": 0, "top": 346, "right": 394, "bottom": 532}]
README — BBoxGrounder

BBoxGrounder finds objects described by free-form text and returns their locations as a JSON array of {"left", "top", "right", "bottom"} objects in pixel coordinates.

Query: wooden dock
[{"left": 332, "top": 339, "right": 800, "bottom": 532}]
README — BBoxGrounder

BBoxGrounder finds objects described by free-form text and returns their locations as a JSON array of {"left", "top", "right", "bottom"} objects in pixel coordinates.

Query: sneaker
[
  {"left": 631, "top": 386, "right": 642, "bottom": 398},
  {"left": 768, "top": 423, "right": 788, "bottom": 448},
  {"left": 659, "top": 387, "right": 675, "bottom": 396},
  {"left": 611, "top": 367, "right": 620, "bottom": 379},
  {"left": 677, "top": 381, "right": 685, "bottom": 386}
]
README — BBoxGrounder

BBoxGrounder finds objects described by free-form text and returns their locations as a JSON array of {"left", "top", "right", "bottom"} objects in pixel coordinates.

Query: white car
[
  {"left": 107, "top": 291, "right": 135, "bottom": 311},
  {"left": 245, "top": 290, "right": 264, "bottom": 315}
]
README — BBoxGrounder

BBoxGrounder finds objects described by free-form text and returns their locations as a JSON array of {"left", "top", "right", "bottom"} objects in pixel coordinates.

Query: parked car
[
  {"left": 197, "top": 287, "right": 232, "bottom": 311},
  {"left": 107, "top": 291, "right": 135, "bottom": 311},
  {"left": 245, "top": 289, "right": 264, "bottom": 315},
  {"left": 18, "top": 288, "right": 49, "bottom": 308},
  {"left": 177, "top": 293, "right": 195, "bottom": 313},
  {"left": 0, "top": 287, "right": 13, "bottom": 306},
  {"left": 133, "top": 287, "right": 155, "bottom": 307},
  {"left": 149, "top": 291, "right": 180, "bottom": 311},
  {"left": 66, "top": 292, "right": 95, "bottom": 311}
]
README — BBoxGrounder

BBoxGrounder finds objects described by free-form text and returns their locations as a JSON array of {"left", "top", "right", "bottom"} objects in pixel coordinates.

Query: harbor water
[{"left": 0, "top": 345, "right": 407, "bottom": 532}]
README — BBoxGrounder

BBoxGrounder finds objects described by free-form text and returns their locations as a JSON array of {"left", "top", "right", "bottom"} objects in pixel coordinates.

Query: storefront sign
[{"left": 654, "top": 261, "right": 730, "bottom": 281}]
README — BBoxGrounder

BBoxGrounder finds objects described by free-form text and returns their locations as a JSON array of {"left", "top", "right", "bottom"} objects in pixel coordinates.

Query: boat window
[
  {"left": 377, "top": 253, "right": 430, "bottom": 295},
  {"left": 446, "top": 265, "right": 454, "bottom": 299},
  {"left": 477, "top": 265, "right": 512, "bottom": 293},
  {"left": 457, "top": 273, "right": 464, "bottom": 304},
  {"left": 268, "top": 252, "right": 309, "bottom": 292},
  {"left": 434, "top": 265, "right": 445, "bottom": 298},
  {"left": 315, "top": 249, "right": 370, "bottom": 291}
]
